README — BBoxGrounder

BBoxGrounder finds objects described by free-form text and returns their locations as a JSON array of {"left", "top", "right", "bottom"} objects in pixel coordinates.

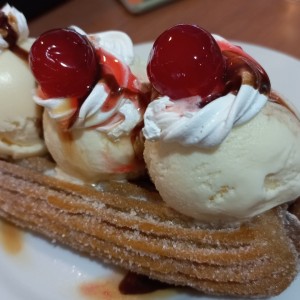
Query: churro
[{"left": 0, "top": 157, "right": 299, "bottom": 297}]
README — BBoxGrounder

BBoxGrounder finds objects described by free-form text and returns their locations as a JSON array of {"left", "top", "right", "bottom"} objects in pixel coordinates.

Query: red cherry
[
  {"left": 29, "top": 28, "right": 100, "bottom": 99},
  {"left": 147, "top": 24, "right": 226, "bottom": 101}
]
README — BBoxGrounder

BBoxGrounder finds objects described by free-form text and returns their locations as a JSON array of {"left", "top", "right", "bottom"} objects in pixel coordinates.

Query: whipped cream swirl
[
  {"left": 34, "top": 29, "right": 142, "bottom": 140},
  {"left": 0, "top": 4, "right": 29, "bottom": 52},
  {"left": 143, "top": 36, "right": 269, "bottom": 147}
]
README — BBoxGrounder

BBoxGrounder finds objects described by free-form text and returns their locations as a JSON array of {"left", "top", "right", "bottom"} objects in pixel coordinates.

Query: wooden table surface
[{"left": 28, "top": 0, "right": 300, "bottom": 59}]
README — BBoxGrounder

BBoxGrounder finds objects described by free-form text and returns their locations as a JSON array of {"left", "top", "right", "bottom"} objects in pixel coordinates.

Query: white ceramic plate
[{"left": 0, "top": 42, "right": 299, "bottom": 300}]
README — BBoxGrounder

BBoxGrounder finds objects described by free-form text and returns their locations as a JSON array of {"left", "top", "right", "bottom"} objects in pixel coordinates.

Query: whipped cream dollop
[
  {"left": 33, "top": 27, "right": 149, "bottom": 182},
  {"left": 34, "top": 28, "right": 143, "bottom": 140},
  {"left": 0, "top": 4, "right": 29, "bottom": 52},
  {"left": 144, "top": 101, "right": 300, "bottom": 224},
  {"left": 143, "top": 35, "right": 269, "bottom": 147}
]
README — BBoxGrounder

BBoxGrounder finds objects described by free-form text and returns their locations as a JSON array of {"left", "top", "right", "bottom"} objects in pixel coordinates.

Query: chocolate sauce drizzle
[
  {"left": 119, "top": 271, "right": 171, "bottom": 295},
  {"left": 99, "top": 73, "right": 152, "bottom": 112},
  {"left": 96, "top": 48, "right": 153, "bottom": 112},
  {"left": 195, "top": 48, "right": 272, "bottom": 107},
  {"left": 0, "top": 11, "right": 28, "bottom": 61},
  {"left": 68, "top": 72, "right": 152, "bottom": 130},
  {"left": 222, "top": 50, "right": 271, "bottom": 97},
  {"left": 221, "top": 50, "right": 296, "bottom": 116}
]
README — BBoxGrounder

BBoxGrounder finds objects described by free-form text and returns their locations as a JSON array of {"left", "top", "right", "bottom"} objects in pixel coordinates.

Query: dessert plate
[{"left": 0, "top": 42, "right": 299, "bottom": 300}]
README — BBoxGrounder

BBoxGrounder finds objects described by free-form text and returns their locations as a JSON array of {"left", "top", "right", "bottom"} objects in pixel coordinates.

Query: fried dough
[{"left": 0, "top": 158, "right": 299, "bottom": 297}]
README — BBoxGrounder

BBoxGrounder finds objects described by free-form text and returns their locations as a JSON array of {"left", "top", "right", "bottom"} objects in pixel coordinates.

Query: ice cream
[
  {"left": 30, "top": 27, "right": 150, "bottom": 183},
  {"left": 143, "top": 24, "right": 300, "bottom": 224},
  {"left": 0, "top": 4, "right": 46, "bottom": 159}
]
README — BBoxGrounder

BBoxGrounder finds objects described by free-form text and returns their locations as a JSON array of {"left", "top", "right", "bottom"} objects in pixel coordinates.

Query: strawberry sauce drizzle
[{"left": 97, "top": 49, "right": 151, "bottom": 114}]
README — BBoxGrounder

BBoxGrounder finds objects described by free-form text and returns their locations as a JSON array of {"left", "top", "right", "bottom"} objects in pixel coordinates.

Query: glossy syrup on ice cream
[{"left": 97, "top": 48, "right": 151, "bottom": 114}]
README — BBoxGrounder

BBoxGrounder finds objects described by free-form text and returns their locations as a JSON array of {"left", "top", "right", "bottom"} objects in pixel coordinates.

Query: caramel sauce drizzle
[{"left": 269, "top": 90, "right": 297, "bottom": 117}]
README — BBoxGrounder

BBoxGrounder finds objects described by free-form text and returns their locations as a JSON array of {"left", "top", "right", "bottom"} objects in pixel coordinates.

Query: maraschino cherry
[
  {"left": 147, "top": 24, "right": 226, "bottom": 102},
  {"left": 29, "top": 28, "right": 100, "bottom": 99}
]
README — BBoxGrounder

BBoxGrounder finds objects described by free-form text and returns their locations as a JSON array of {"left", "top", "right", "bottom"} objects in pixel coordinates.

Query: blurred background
[
  {"left": 1, "top": 0, "right": 299, "bottom": 59},
  {"left": 0, "top": 0, "right": 67, "bottom": 20}
]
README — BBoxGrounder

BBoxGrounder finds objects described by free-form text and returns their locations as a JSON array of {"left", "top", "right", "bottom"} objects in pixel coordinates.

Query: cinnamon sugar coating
[{"left": 0, "top": 157, "right": 299, "bottom": 298}]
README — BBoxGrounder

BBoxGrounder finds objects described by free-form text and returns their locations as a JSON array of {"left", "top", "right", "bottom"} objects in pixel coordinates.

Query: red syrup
[{"left": 98, "top": 48, "right": 152, "bottom": 113}]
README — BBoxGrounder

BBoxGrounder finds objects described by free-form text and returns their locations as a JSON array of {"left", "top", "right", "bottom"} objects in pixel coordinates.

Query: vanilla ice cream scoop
[
  {"left": 0, "top": 4, "right": 46, "bottom": 159},
  {"left": 143, "top": 24, "right": 300, "bottom": 224},
  {"left": 144, "top": 101, "right": 300, "bottom": 224},
  {"left": 43, "top": 111, "right": 144, "bottom": 183},
  {"left": 31, "top": 27, "right": 149, "bottom": 183}
]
